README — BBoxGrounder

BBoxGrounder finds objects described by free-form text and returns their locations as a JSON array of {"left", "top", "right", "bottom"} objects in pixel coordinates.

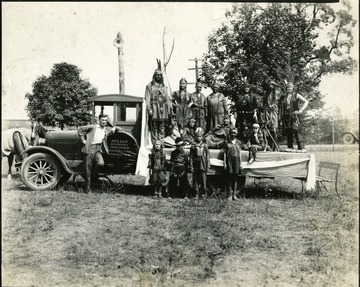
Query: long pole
[
  {"left": 332, "top": 114, "right": 335, "bottom": 151},
  {"left": 114, "top": 32, "right": 125, "bottom": 94},
  {"left": 188, "top": 58, "right": 202, "bottom": 85}
]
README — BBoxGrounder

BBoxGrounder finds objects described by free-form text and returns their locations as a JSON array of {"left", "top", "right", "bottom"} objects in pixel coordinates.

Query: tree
[
  {"left": 200, "top": 1, "right": 357, "bottom": 110},
  {"left": 25, "top": 62, "right": 97, "bottom": 129},
  {"left": 301, "top": 107, "right": 353, "bottom": 144}
]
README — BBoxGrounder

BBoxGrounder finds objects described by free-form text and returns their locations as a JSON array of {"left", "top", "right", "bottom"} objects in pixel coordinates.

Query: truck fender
[
  {"left": 347, "top": 132, "right": 359, "bottom": 141},
  {"left": 20, "top": 146, "right": 74, "bottom": 174}
]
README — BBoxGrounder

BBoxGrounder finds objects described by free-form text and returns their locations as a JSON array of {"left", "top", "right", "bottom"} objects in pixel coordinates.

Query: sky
[{"left": 2, "top": 2, "right": 359, "bottom": 121}]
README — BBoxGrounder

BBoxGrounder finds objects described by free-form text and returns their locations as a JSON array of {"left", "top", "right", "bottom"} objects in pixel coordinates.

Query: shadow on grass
[
  {"left": 59, "top": 179, "right": 153, "bottom": 196},
  {"left": 243, "top": 186, "right": 297, "bottom": 199},
  {"left": 6, "top": 173, "right": 313, "bottom": 201}
]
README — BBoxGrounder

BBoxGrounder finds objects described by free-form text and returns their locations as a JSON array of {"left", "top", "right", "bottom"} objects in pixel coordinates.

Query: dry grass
[{"left": 2, "top": 147, "right": 358, "bottom": 287}]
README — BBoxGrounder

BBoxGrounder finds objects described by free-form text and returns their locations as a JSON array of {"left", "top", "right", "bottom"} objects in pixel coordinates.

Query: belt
[
  {"left": 238, "top": 111, "right": 253, "bottom": 114},
  {"left": 91, "top": 143, "right": 102, "bottom": 146}
]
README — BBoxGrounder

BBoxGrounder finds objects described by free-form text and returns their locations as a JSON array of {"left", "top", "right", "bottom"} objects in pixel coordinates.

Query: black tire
[
  {"left": 343, "top": 133, "right": 354, "bottom": 144},
  {"left": 21, "top": 153, "right": 61, "bottom": 191}
]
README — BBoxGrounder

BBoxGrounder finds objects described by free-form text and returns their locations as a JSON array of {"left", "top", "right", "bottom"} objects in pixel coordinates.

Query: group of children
[
  {"left": 148, "top": 129, "right": 209, "bottom": 199},
  {"left": 148, "top": 124, "right": 255, "bottom": 200}
]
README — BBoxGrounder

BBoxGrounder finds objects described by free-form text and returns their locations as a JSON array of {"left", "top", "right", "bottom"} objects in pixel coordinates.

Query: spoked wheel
[
  {"left": 343, "top": 133, "right": 354, "bottom": 144},
  {"left": 21, "top": 153, "right": 61, "bottom": 191}
]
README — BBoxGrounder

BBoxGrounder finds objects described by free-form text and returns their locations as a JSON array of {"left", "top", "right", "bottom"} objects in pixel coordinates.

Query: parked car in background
[{"left": 342, "top": 129, "right": 359, "bottom": 144}]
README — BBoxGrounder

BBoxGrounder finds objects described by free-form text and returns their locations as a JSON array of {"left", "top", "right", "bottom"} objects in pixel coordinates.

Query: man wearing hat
[
  {"left": 190, "top": 129, "right": 210, "bottom": 199},
  {"left": 145, "top": 69, "right": 172, "bottom": 144},
  {"left": 206, "top": 81, "right": 228, "bottom": 132},
  {"left": 234, "top": 83, "right": 259, "bottom": 141},
  {"left": 168, "top": 137, "right": 193, "bottom": 199}
]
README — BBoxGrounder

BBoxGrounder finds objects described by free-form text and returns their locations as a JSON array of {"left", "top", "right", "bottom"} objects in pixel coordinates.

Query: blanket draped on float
[{"left": 209, "top": 150, "right": 316, "bottom": 190}]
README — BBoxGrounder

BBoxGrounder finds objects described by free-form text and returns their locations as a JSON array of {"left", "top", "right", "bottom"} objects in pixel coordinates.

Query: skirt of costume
[
  {"left": 149, "top": 170, "right": 167, "bottom": 186},
  {"left": 227, "top": 155, "right": 242, "bottom": 175}
]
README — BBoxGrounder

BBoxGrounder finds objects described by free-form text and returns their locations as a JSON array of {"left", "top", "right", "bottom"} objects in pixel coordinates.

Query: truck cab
[{"left": 20, "top": 94, "right": 144, "bottom": 191}]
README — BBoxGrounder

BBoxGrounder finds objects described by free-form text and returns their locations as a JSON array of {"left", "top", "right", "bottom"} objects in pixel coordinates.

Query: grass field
[{"left": 2, "top": 147, "right": 358, "bottom": 287}]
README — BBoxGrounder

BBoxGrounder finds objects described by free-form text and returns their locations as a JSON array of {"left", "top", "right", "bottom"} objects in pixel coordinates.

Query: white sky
[{"left": 2, "top": 2, "right": 359, "bottom": 120}]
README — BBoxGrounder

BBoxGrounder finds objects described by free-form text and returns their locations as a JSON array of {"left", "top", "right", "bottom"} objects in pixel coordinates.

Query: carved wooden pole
[{"left": 113, "top": 32, "right": 125, "bottom": 94}]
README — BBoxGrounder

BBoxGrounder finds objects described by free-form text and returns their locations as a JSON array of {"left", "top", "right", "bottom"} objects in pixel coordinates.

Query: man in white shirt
[{"left": 78, "top": 114, "right": 121, "bottom": 192}]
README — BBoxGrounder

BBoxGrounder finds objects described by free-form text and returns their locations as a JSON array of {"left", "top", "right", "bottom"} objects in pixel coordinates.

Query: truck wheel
[
  {"left": 21, "top": 153, "right": 61, "bottom": 190},
  {"left": 343, "top": 133, "right": 354, "bottom": 144}
]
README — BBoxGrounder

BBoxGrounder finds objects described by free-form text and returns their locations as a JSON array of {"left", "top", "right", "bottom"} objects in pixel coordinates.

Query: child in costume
[
  {"left": 223, "top": 127, "right": 243, "bottom": 200},
  {"left": 190, "top": 130, "right": 210, "bottom": 199},
  {"left": 169, "top": 137, "right": 193, "bottom": 199},
  {"left": 148, "top": 140, "right": 167, "bottom": 198}
]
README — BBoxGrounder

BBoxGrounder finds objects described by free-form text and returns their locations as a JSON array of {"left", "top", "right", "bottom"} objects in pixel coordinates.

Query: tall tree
[
  {"left": 201, "top": 1, "right": 357, "bottom": 110},
  {"left": 25, "top": 62, "right": 97, "bottom": 129}
]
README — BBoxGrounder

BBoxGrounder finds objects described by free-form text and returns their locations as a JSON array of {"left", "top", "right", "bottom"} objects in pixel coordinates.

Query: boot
[{"left": 232, "top": 193, "right": 239, "bottom": 201}]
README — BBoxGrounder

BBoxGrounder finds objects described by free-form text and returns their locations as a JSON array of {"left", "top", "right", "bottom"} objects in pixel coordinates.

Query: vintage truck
[
  {"left": 20, "top": 93, "right": 316, "bottom": 191},
  {"left": 20, "top": 94, "right": 142, "bottom": 190}
]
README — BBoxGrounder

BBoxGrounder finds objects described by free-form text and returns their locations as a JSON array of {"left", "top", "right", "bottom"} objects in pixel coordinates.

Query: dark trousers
[
  {"left": 169, "top": 172, "right": 189, "bottom": 198},
  {"left": 6, "top": 153, "right": 14, "bottom": 175},
  {"left": 193, "top": 170, "right": 207, "bottom": 198},
  {"left": 286, "top": 128, "right": 303, "bottom": 150},
  {"left": 83, "top": 144, "right": 104, "bottom": 185},
  {"left": 282, "top": 114, "right": 304, "bottom": 150}
]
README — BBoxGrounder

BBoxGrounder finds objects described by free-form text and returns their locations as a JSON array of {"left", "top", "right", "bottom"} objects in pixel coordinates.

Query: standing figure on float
[
  {"left": 145, "top": 68, "right": 172, "bottom": 144},
  {"left": 189, "top": 81, "right": 207, "bottom": 132},
  {"left": 234, "top": 83, "right": 259, "bottom": 142},
  {"left": 172, "top": 78, "right": 192, "bottom": 131},
  {"left": 278, "top": 82, "right": 309, "bottom": 151},
  {"left": 206, "top": 81, "right": 228, "bottom": 132},
  {"left": 262, "top": 80, "right": 280, "bottom": 151}
]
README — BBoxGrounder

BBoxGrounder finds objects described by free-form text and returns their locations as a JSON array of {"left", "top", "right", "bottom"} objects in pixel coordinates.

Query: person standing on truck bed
[
  {"left": 189, "top": 81, "right": 207, "bottom": 132},
  {"left": 234, "top": 83, "right": 259, "bottom": 142},
  {"left": 78, "top": 114, "right": 121, "bottom": 193},
  {"left": 172, "top": 78, "right": 192, "bottom": 130},
  {"left": 206, "top": 81, "right": 228, "bottom": 133},
  {"left": 145, "top": 69, "right": 172, "bottom": 144},
  {"left": 278, "top": 82, "right": 309, "bottom": 151}
]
